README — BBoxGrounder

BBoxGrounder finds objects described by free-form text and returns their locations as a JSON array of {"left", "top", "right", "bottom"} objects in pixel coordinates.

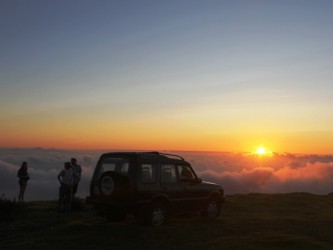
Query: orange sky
[
  {"left": 1, "top": 121, "right": 333, "bottom": 154},
  {"left": 1, "top": 2, "right": 333, "bottom": 154}
]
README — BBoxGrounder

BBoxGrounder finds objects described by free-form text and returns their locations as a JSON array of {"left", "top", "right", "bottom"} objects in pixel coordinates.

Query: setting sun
[
  {"left": 254, "top": 146, "right": 273, "bottom": 156},
  {"left": 256, "top": 147, "right": 267, "bottom": 155}
]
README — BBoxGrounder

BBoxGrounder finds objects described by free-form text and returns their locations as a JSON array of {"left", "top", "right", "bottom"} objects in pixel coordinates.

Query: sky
[
  {"left": 1, "top": 0, "right": 333, "bottom": 154},
  {"left": 1, "top": 148, "right": 333, "bottom": 201}
]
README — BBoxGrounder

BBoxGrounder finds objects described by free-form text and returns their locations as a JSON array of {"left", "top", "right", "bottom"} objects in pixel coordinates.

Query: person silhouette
[
  {"left": 57, "top": 162, "right": 78, "bottom": 212},
  {"left": 17, "top": 161, "right": 30, "bottom": 202},
  {"left": 71, "top": 158, "right": 82, "bottom": 198}
]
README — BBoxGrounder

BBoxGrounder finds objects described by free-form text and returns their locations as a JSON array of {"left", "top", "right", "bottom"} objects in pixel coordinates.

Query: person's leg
[
  {"left": 18, "top": 186, "right": 22, "bottom": 202},
  {"left": 21, "top": 185, "right": 26, "bottom": 202},
  {"left": 64, "top": 185, "right": 72, "bottom": 212},
  {"left": 72, "top": 183, "right": 78, "bottom": 198},
  {"left": 58, "top": 185, "right": 65, "bottom": 212},
  {"left": 18, "top": 183, "right": 26, "bottom": 202}
]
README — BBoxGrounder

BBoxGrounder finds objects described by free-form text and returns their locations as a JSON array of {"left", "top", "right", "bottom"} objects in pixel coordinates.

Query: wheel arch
[
  {"left": 151, "top": 194, "right": 170, "bottom": 206},
  {"left": 208, "top": 191, "right": 223, "bottom": 202}
]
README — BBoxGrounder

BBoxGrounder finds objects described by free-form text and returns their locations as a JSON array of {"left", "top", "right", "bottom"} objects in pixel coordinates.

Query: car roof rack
[
  {"left": 106, "top": 151, "right": 185, "bottom": 161},
  {"left": 158, "top": 152, "right": 184, "bottom": 161}
]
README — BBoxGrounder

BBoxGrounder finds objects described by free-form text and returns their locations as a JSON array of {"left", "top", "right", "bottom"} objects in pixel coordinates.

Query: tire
[
  {"left": 98, "top": 171, "right": 129, "bottom": 198},
  {"left": 204, "top": 199, "right": 221, "bottom": 218},
  {"left": 145, "top": 202, "right": 167, "bottom": 227}
]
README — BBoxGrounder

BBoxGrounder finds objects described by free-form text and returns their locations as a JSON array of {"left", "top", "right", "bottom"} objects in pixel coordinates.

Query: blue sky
[{"left": 1, "top": 0, "right": 333, "bottom": 153}]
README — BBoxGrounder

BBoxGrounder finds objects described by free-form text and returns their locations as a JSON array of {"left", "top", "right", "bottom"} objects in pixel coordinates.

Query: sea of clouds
[{"left": 1, "top": 148, "right": 333, "bottom": 201}]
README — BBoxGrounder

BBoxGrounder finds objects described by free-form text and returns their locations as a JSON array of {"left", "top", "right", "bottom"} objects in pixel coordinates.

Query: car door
[
  {"left": 160, "top": 164, "right": 184, "bottom": 211},
  {"left": 137, "top": 162, "right": 160, "bottom": 203},
  {"left": 177, "top": 165, "right": 207, "bottom": 210}
]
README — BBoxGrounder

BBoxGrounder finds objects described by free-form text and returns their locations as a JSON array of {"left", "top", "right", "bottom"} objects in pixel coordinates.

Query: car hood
[{"left": 201, "top": 180, "right": 223, "bottom": 190}]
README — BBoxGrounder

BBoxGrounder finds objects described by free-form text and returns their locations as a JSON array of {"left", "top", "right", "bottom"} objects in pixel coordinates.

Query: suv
[{"left": 86, "top": 151, "right": 225, "bottom": 226}]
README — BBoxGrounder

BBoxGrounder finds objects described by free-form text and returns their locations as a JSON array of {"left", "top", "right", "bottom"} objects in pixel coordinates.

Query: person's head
[
  {"left": 64, "top": 162, "right": 72, "bottom": 170},
  {"left": 21, "top": 161, "right": 28, "bottom": 171},
  {"left": 71, "top": 158, "right": 77, "bottom": 165}
]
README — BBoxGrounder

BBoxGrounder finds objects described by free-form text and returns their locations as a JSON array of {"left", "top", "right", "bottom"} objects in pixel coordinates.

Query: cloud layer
[
  {"left": 1, "top": 148, "right": 333, "bottom": 201},
  {"left": 180, "top": 151, "right": 333, "bottom": 194},
  {"left": 0, "top": 148, "right": 98, "bottom": 201}
]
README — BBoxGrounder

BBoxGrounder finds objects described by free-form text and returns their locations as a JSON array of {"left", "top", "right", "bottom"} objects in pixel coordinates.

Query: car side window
[
  {"left": 140, "top": 164, "right": 157, "bottom": 183},
  {"left": 178, "top": 165, "right": 195, "bottom": 181},
  {"left": 161, "top": 165, "right": 177, "bottom": 183},
  {"left": 121, "top": 162, "right": 129, "bottom": 174}
]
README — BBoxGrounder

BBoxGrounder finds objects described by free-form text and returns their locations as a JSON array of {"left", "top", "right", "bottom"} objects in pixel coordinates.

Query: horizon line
[{"left": 1, "top": 146, "right": 332, "bottom": 156}]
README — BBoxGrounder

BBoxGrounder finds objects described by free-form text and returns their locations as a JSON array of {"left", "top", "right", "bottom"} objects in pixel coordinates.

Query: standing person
[
  {"left": 57, "top": 162, "right": 77, "bottom": 212},
  {"left": 71, "top": 158, "right": 82, "bottom": 198},
  {"left": 17, "top": 161, "right": 30, "bottom": 202}
]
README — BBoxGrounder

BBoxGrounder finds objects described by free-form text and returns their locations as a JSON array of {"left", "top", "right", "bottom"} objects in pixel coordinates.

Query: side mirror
[{"left": 192, "top": 177, "right": 202, "bottom": 184}]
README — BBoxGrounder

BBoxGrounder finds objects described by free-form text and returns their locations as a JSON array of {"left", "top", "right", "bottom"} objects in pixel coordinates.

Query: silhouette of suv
[{"left": 86, "top": 151, "right": 225, "bottom": 226}]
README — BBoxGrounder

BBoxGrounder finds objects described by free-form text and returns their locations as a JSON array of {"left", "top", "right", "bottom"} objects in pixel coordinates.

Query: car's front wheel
[
  {"left": 202, "top": 198, "right": 221, "bottom": 218},
  {"left": 145, "top": 203, "right": 167, "bottom": 226}
]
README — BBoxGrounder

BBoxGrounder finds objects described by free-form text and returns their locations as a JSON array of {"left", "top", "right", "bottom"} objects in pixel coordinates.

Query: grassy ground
[{"left": 1, "top": 193, "right": 333, "bottom": 250}]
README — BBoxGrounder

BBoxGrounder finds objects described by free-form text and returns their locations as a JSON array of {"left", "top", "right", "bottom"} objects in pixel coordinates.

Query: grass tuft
[{"left": 0, "top": 195, "right": 27, "bottom": 222}]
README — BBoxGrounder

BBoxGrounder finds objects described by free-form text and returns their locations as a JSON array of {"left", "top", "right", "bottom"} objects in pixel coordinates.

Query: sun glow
[
  {"left": 256, "top": 147, "right": 267, "bottom": 155},
  {"left": 254, "top": 146, "right": 273, "bottom": 156}
]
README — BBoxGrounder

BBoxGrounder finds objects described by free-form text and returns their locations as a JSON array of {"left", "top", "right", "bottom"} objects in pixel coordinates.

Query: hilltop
[{"left": 1, "top": 193, "right": 333, "bottom": 250}]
